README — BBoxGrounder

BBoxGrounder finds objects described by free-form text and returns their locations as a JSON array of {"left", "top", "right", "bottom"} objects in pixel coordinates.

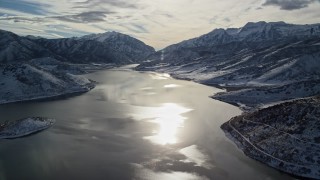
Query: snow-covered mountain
[
  {"left": 0, "top": 29, "right": 155, "bottom": 104},
  {"left": 0, "top": 29, "right": 155, "bottom": 64},
  {"left": 33, "top": 32, "right": 155, "bottom": 64},
  {"left": 77, "top": 31, "right": 154, "bottom": 62},
  {"left": 137, "top": 21, "right": 320, "bottom": 108}
]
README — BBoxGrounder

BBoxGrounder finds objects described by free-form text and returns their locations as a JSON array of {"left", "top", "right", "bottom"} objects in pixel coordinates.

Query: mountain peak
[
  {"left": 240, "top": 21, "right": 288, "bottom": 31},
  {"left": 78, "top": 31, "right": 127, "bottom": 42},
  {"left": 209, "top": 28, "right": 226, "bottom": 33},
  {"left": 25, "top": 35, "right": 42, "bottom": 40},
  {"left": 244, "top": 21, "right": 267, "bottom": 27},
  {"left": 240, "top": 21, "right": 268, "bottom": 33}
]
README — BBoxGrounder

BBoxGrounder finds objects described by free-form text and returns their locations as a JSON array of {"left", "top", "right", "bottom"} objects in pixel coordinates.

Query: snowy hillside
[
  {"left": 221, "top": 96, "right": 320, "bottom": 179},
  {"left": 29, "top": 57, "right": 86, "bottom": 74},
  {"left": 136, "top": 21, "right": 320, "bottom": 108},
  {"left": 0, "top": 63, "right": 94, "bottom": 104},
  {"left": 213, "top": 79, "right": 320, "bottom": 110}
]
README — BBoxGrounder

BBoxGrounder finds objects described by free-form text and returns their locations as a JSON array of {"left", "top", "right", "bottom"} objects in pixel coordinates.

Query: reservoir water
[{"left": 0, "top": 68, "right": 293, "bottom": 180}]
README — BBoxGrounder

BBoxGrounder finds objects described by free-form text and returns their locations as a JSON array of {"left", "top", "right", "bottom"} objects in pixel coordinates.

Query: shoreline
[
  {"left": 2, "top": 67, "right": 315, "bottom": 179},
  {"left": 221, "top": 119, "right": 320, "bottom": 180},
  {"left": 220, "top": 97, "right": 320, "bottom": 180},
  {"left": 221, "top": 125, "right": 317, "bottom": 180}
]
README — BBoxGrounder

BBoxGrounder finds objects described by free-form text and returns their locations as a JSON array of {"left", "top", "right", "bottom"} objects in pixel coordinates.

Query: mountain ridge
[
  {"left": 0, "top": 29, "right": 155, "bottom": 64},
  {"left": 162, "top": 21, "right": 320, "bottom": 52},
  {"left": 137, "top": 22, "right": 320, "bottom": 110}
]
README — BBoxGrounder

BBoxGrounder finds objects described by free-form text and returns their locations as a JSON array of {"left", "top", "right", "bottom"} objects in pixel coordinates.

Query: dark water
[{"left": 0, "top": 68, "right": 293, "bottom": 180}]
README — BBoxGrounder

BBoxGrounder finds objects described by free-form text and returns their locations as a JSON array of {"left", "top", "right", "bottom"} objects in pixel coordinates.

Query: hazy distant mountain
[
  {"left": 0, "top": 29, "right": 155, "bottom": 64},
  {"left": 137, "top": 21, "right": 320, "bottom": 108}
]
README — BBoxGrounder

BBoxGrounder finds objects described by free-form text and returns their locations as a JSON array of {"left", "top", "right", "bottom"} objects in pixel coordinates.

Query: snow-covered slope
[
  {"left": 0, "top": 63, "right": 94, "bottom": 104},
  {"left": 29, "top": 57, "right": 86, "bottom": 74},
  {"left": 212, "top": 79, "right": 320, "bottom": 110},
  {"left": 136, "top": 21, "right": 320, "bottom": 108}
]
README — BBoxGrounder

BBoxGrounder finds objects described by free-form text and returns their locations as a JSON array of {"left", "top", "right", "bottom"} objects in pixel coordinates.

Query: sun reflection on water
[
  {"left": 149, "top": 73, "right": 171, "bottom": 80},
  {"left": 163, "top": 84, "right": 181, "bottom": 88},
  {"left": 132, "top": 103, "right": 192, "bottom": 145}
]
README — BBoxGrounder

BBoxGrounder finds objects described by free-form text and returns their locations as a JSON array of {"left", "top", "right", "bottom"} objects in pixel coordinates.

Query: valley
[{"left": 0, "top": 21, "right": 320, "bottom": 179}]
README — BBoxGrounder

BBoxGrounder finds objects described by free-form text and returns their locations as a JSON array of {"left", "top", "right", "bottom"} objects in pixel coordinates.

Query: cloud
[
  {"left": 209, "top": 16, "right": 232, "bottom": 26},
  {"left": 117, "top": 23, "right": 149, "bottom": 33},
  {"left": 0, "top": 0, "right": 50, "bottom": 15},
  {"left": 52, "top": 11, "right": 111, "bottom": 23},
  {"left": 262, "top": 0, "right": 318, "bottom": 10},
  {"left": 130, "top": 23, "right": 149, "bottom": 33},
  {"left": 0, "top": 11, "right": 112, "bottom": 24},
  {"left": 114, "top": 15, "right": 132, "bottom": 20},
  {"left": 161, "top": 13, "right": 174, "bottom": 18},
  {"left": 223, "top": 17, "right": 231, "bottom": 22},
  {"left": 0, "top": 16, "right": 46, "bottom": 23},
  {"left": 73, "top": 0, "right": 140, "bottom": 9}
]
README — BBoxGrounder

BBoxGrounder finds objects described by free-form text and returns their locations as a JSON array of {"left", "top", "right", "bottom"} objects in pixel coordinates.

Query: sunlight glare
[
  {"left": 132, "top": 103, "right": 192, "bottom": 145},
  {"left": 164, "top": 84, "right": 181, "bottom": 88},
  {"left": 149, "top": 73, "right": 171, "bottom": 80}
]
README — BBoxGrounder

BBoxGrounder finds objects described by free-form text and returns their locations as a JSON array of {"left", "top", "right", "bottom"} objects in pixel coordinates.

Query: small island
[{"left": 0, "top": 117, "right": 55, "bottom": 139}]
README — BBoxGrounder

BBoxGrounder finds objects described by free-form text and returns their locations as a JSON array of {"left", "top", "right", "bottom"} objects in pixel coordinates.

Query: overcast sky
[{"left": 1, "top": 0, "right": 320, "bottom": 49}]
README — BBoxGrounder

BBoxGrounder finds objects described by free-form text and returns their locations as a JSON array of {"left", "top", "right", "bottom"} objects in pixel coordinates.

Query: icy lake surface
[{"left": 0, "top": 68, "right": 293, "bottom": 180}]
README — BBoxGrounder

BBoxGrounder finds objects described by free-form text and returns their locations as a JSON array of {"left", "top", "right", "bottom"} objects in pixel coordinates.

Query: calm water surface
[{"left": 0, "top": 68, "right": 293, "bottom": 180}]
